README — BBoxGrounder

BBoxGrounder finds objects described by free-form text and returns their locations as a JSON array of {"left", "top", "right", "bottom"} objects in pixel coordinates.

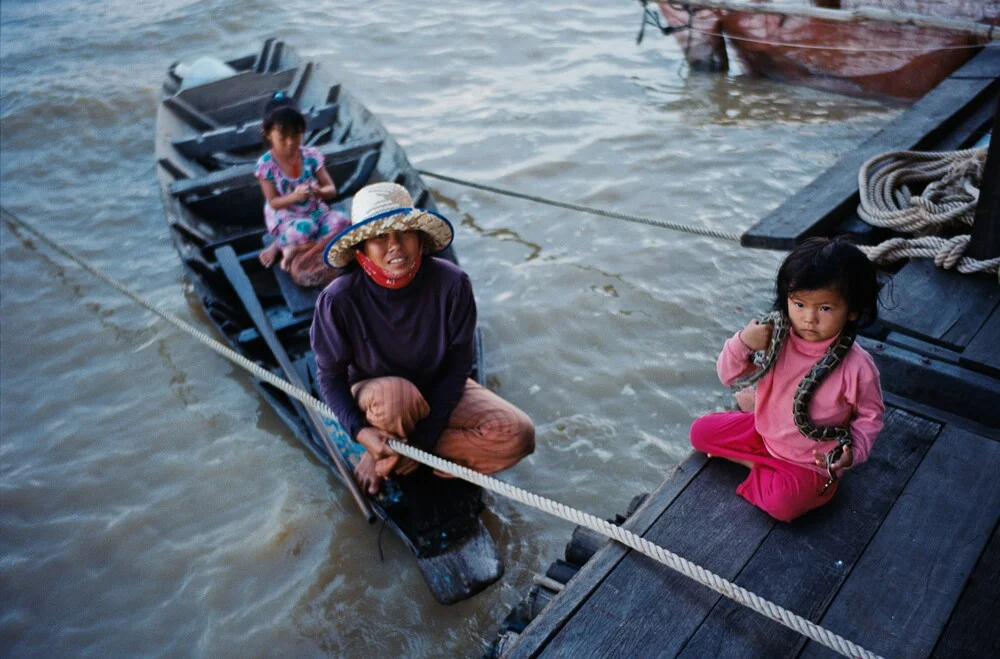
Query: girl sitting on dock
[
  {"left": 691, "top": 238, "right": 884, "bottom": 522},
  {"left": 255, "top": 91, "right": 350, "bottom": 286},
  {"left": 310, "top": 182, "right": 535, "bottom": 495}
]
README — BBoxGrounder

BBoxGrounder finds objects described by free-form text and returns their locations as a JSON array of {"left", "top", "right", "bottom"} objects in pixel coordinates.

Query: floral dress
[{"left": 254, "top": 146, "right": 350, "bottom": 246}]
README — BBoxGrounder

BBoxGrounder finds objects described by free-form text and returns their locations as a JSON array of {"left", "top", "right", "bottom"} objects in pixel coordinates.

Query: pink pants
[
  {"left": 352, "top": 376, "right": 535, "bottom": 475},
  {"left": 689, "top": 412, "right": 837, "bottom": 522}
]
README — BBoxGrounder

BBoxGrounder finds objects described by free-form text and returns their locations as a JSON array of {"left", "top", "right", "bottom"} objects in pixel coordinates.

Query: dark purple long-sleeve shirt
[{"left": 309, "top": 257, "right": 477, "bottom": 451}]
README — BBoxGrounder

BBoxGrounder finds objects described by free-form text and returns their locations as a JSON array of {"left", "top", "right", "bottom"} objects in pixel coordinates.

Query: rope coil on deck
[
  {"left": 857, "top": 148, "right": 1000, "bottom": 275},
  {"left": 1, "top": 207, "right": 881, "bottom": 659},
  {"left": 418, "top": 169, "right": 745, "bottom": 243}
]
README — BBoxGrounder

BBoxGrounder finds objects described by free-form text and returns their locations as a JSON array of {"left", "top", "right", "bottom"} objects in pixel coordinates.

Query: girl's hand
[
  {"left": 734, "top": 386, "right": 756, "bottom": 412},
  {"left": 291, "top": 184, "right": 312, "bottom": 203},
  {"left": 813, "top": 445, "right": 853, "bottom": 475},
  {"left": 739, "top": 319, "right": 773, "bottom": 352}
]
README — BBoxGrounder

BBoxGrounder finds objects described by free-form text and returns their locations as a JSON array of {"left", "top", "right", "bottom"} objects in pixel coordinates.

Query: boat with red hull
[{"left": 656, "top": 0, "right": 997, "bottom": 99}]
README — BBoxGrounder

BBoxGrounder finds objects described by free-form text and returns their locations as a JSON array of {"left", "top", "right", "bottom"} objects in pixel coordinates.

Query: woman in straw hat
[{"left": 310, "top": 182, "right": 535, "bottom": 494}]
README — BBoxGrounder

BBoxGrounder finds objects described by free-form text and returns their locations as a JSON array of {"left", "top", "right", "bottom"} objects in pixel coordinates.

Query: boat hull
[{"left": 658, "top": 0, "right": 991, "bottom": 99}]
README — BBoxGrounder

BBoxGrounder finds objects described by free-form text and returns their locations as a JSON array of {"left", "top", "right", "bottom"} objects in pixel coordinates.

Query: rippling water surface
[{"left": 0, "top": 1, "right": 898, "bottom": 655}]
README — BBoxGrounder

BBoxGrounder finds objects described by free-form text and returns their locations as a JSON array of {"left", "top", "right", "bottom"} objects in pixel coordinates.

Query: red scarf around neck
[{"left": 354, "top": 248, "right": 422, "bottom": 289}]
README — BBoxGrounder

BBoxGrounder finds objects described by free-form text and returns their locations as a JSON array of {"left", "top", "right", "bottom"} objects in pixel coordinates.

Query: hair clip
[{"left": 273, "top": 91, "right": 286, "bottom": 99}]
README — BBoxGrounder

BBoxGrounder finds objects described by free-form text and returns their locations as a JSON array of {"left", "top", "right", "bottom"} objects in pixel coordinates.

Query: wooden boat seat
[
  {"left": 166, "top": 68, "right": 299, "bottom": 130},
  {"left": 171, "top": 102, "right": 339, "bottom": 160},
  {"left": 173, "top": 145, "right": 380, "bottom": 226},
  {"left": 262, "top": 234, "right": 322, "bottom": 316},
  {"left": 169, "top": 138, "right": 382, "bottom": 197}
]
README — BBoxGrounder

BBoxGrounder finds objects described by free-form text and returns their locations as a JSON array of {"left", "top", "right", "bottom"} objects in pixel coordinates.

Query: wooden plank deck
[
  {"left": 508, "top": 410, "right": 999, "bottom": 658},
  {"left": 742, "top": 48, "right": 1000, "bottom": 250}
]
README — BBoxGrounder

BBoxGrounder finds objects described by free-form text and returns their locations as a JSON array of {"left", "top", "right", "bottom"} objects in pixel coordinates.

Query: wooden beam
[
  {"left": 967, "top": 107, "right": 1000, "bottom": 259},
  {"left": 657, "top": 0, "right": 1000, "bottom": 39},
  {"left": 800, "top": 426, "right": 1000, "bottom": 658},
  {"left": 743, "top": 58, "right": 999, "bottom": 249},
  {"left": 507, "top": 453, "right": 711, "bottom": 657}
]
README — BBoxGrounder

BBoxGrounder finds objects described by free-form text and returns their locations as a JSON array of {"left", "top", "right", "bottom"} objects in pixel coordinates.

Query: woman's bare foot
[
  {"left": 279, "top": 243, "right": 308, "bottom": 271},
  {"left": 354, "top": 453, "right": 383, "bottom": 495},
  {"left": 259, "top": 243, "right": 281, "bottom": 268}
]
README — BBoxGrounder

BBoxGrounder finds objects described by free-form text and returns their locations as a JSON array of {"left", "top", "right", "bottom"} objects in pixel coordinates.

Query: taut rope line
[
  {"left": 0, "top": 207, "right": 881, "bottom": 659},
  {"left": 417, "top": 169, "right": 745, "bottom": 243}
]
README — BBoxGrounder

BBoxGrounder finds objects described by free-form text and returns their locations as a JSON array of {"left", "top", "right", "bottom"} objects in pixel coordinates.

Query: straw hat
[{"left": 323, "top": 182, "right": 454, "bottom": 268}]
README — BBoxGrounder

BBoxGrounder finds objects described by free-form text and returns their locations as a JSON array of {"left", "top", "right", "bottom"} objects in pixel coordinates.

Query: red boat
[{"left": 657, "top": 0, "right": 998, "bottom": 99}]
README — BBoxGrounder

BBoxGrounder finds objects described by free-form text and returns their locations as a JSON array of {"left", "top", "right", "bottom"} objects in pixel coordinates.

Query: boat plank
[
  {"left": 857, "top": 336, "right": 1000, "bottom": 430},
  {"left": 878, "top": 260, "right": 1000, "bottom": 350},
  {"left": 168, "top": 138, "right": 383, "bottom": 197},
  {"left": 676, "top": 408, "right": 940, "bottom": 659},
  {"left": 175, "top": 69, "right": 297, "bottom": 115},
  {"left": 742, "top": 74, "right": 998, "bottom": 249},
  {"left": 799, "top": 425, "right": 1000, "bottom": 659},
  {"left": 537, "top": 460, "right": 774, "bottom": 658},
  {"left": 950, "top": 45, "right": 1000, "bottom": 79},
  {"left": 960, "top": 303, "right": 1000, "bottom": 376},
  {"left": 930, "top": 525, "right": 1000, "bottom": 658},
  {"left": 172, "top": 102, "right": 338, "bottom": 159},
  {"left": 506, "top": 453, "right": 710, "bottom": 658}
]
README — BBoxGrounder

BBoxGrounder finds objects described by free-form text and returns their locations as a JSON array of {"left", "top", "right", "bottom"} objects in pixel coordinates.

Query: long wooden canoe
[{"left": 154, "top": 39, "right": 502, "bottom": 604}]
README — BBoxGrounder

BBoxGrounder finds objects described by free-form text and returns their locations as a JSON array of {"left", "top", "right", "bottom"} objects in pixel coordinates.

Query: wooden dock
[{"left": 501, "top": 48, "right": 1000, "bottom": 659}]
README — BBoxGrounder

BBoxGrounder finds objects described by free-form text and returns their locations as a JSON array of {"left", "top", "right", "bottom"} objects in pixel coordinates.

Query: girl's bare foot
[
  {"left": 354, "top": 453, "right": 383, "bottom": 495},
  {"left": 279, "top": 243, "right": 308, "bottom": 271},
  {"left": 259, "top": 243, "right": 280, "bottom": 268}
]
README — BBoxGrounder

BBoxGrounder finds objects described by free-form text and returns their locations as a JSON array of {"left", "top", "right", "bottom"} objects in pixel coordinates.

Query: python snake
[{"left": 730, "top": 311, "right": 856, "bottom": 489}]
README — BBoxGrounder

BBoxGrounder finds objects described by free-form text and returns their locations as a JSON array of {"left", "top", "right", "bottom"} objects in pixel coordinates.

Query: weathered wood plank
[
  {"left": 163, "top": 96, "right": 218, "bottom": 132},
  {"left": 175, "top": 69, "right": 297, "bottom": 115},
  {"left": 800, "top": 426, "right": 1000, "bottom": 659},
  {"left": 930, "top": 526, "right": 1000, "bottom": 657},
  {"left": 677, "top": 408, "right": 940, "bottom": 659},
  {"left": 172, "top": 102, "right": 338, "bottom": 160},
  {"left": 949, "top": 45, "right": 1000, "bottom": 79},
  {"left": 537, "top": 459, "right": 773, "bottom": 658},
  {"left": 168, "top": 138, "right": 382, "bottom": 197},
  {"left": 858, "top": 336, "right": 1000, "bottom": 429},
  {"left": 968, "top": 106, "right": 1000, "bottom": 259},
  {"left": 742, "top": 75, "right": 998, "bottom": 249},
  {"left": 507, "top": 453, "right": 710, "bottom": 658},
  {"left": 960, "top": 303, "right": 1000, "bottom": 376},
  {"left": 877, "top": 259, "right": 1000, "bottom": 350}
]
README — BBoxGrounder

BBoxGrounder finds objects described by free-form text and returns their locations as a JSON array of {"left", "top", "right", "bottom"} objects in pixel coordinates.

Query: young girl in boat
[
  {"left": 255, "top": 92, "right": 349, "bottom": 286},
  {"left": 690, "top": 237, "right": 884, "bottom": 522}
]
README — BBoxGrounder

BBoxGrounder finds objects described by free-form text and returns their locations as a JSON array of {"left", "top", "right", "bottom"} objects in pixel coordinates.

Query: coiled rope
[
  {"left": 857, "top": 147, "right": 1000, "bottom": 275},
  {"left": 417, "top": 170, "right": 745, "bottom": 243},
  {"left": 1, "top": 207, "right": 880, "bottom": 659}
]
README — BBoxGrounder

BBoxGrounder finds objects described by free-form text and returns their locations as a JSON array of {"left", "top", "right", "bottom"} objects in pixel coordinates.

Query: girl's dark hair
[
  {"left": 261, "top": 91, "right": 305, "bottom": 136},
  {"left": 772, "top": 237, "right": 882, "bottom": 327}
]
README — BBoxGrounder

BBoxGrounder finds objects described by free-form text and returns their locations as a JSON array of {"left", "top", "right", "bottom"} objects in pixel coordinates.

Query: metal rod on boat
[
  {"left": 215, "top": 247, "right": 376, "bottom": 523},
  {"left": 657, "top": 0, "right": 1000, "bottom": 40}
]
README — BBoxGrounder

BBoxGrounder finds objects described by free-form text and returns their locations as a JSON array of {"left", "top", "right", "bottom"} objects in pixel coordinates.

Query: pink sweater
[{"left": 717, "top": 329, "right": 884, "bottom": 475}]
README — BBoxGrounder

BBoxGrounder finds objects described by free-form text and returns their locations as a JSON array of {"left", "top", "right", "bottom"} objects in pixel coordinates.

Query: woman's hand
[
  {"left": 739, "top": 319, "right": 773, "bottom": 352},
  {"left": 356, "top": 427, "right": 399, "bottom": 462},
  {"left": 813, "top": 445, "right": 853, "bottom": 476}
]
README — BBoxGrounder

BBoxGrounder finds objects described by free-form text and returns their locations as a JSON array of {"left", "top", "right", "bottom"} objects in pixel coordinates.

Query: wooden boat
[
  {"left": 154, "top": 39, "right": 502, "bottom": 604},
  {"left": 654, "top": 0, "right": 995, "bottom": 99}
]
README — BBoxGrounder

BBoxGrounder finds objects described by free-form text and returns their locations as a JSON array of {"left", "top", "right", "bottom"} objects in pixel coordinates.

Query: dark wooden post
[{"left": 967, "top": 107, "right": 1000, "bottom": 260}]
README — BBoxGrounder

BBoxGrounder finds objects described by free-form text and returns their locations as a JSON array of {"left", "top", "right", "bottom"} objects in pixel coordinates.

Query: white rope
[
  {"left": 857, "top": 148, "right": 1000, "bottom": 275},
  {"left": 1, "top": 208, "right": 882, "bottom": 659}
]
